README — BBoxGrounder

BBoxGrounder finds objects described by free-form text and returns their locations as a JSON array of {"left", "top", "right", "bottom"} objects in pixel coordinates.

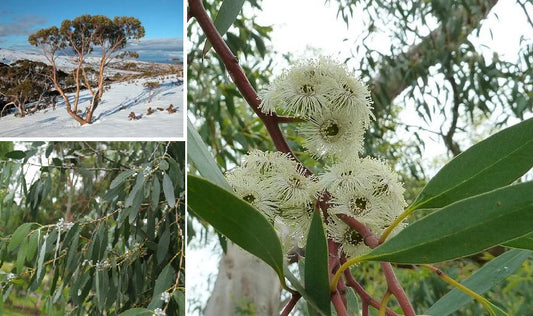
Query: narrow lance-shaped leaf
[
  {"left": 8, "top": 222, "right": 33, "bottom": 252},
  {"left": 426, "top": 249, "right": 530, "bottom": 316},
  {"left": 305, "top": 212, "right": 331, "bottom": 316},
  {"left": 162, "top": 173, "right": 176, "bottom": 208},
  {"left": 188, "top": 175, "right": 286, "bottom": 285},
  {"left": 364, "top": 181, "right": 533, "bottom": 264},
  {"left": 187, "top": 117, "right": 230, "bottom": 190},
  {"left": 118, "top": 308, "right": 153, "bottom": 316},
  {"left": 202, "top": 0, "right": 246, "bottom": 55},
  {"left": 410, "top": 117, "right": 533, "bottom": 211},
  {"left": 110, "top": 169, "right": 136, "bottom": 189},
  {"left": 147, "top": 263, "right": 175, "bottom": 310}
]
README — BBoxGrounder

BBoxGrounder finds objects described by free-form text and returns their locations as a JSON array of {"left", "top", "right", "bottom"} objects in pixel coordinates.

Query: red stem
[
  {"left": 338, "top": 214, "right": 415, "bottom": 315},
  {"left": 188, "top": 0, "right": 294, "bottom": 157},
  {"left": 331, "top": 291, "right": 349, "bottom": 316},
  {"left": 343, "top": 265, "right": 399, "bottom": 316},
  {"left": 280, "top": 293, "right": 301, "bottom": 316},
  {"left": 381, "top": 262, "right": 416, "bottom": 316}
]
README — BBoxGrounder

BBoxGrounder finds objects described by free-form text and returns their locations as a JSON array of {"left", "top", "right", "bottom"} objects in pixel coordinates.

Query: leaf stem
[
  {"left": 379, "top": 290, "right": 392, "bottom": 316},
  {"left": 421, "top": 264, "right": 497, "bottom": 315},
  {"left": 379, "top": 206, "right": 415, "bottom": 243}
]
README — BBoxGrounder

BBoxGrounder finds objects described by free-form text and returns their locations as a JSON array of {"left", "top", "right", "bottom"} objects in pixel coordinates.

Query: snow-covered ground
[
  {"left": 0, "top": 49, "right": 184, "bottom": 139},
  {"left": 0, "top": 76, "right": 184, "bottom": 138}
]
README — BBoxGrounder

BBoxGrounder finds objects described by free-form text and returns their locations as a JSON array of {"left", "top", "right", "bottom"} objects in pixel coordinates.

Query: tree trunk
[{"left": 204, "top": 243, "right": 282, "bottom": 316}]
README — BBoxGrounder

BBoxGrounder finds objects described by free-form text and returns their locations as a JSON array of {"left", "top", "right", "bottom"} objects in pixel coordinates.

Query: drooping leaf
[
  {"left": 8, "top": 222, "right": 33, "bottom": 252},
  {"left": 304, "top": 212, "right": 331, "bottom": 316},
  {"left": 187, "top": 118, "right": 230, "bottom": 190},
  {"left": 151, "top": 176, "right": 161, "bottom": 210},
  {"left": 157, "top": 226, "right": 171, "bottom": 264},
  {"left": 162, "top": 173, "right": 176, "bottom": 208},
  {"left": 5, "top": 150, "right": 26, "bottom": 160},
  {"left": 147, "top": 263, "right": 175, "bottom": 310},
  {"left": 174, "top": 290, "right": 185, "bottom": 314},
  {"left": 110, "top": 169, "right": 136, "bottom": 189},
  {"left": 125, "top": 171, "right": 144, "bottom": 207},
  {"left": 364, "top": 181, "right": 533, "bottom": 264},
  {"left": 202, "top": 0, "right": 246, "bottom": 55},
  {"left": 426, "top": 249, "right": 530, "bottom": 316},
  {"left": 188, "top": 174, "right": 285, "bottom": 284},
  {"left": 31, "top": 236, "right": 47, "bottom": 291},
  {"left": 118, "top": 308, "right": 153, "bottom": 316},
  {"left": 410, "top": 118, "right": 533, "bottom": 211}
]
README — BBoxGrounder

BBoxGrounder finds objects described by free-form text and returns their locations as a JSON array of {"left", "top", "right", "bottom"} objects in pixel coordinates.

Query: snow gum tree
[{"left": 28, "top": 15, "right": 145, "bottom": 125}]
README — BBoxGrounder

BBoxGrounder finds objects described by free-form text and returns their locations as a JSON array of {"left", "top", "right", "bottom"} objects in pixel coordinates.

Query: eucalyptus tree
[{"left": 28, "top": 15, "right": 145, "bottom": 125}]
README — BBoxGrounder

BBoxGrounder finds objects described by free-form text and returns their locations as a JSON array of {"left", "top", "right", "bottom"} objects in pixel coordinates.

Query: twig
[{"left": 280, "top": 293, "right": 301, "bottom": 316}]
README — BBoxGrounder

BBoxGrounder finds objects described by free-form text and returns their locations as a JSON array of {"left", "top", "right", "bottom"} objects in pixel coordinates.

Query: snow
[{"left": 0, "top": 49, "right": 184, "bottom": 139}]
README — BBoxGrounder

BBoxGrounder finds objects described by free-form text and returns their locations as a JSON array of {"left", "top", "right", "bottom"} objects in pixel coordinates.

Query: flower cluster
[
  {"left": 153, "top": 308, "right": 166, "bottom": 316},
  {"left": 56, "top": 218, "right": 74, "bottom": 232},
  {"left": 227, "top": 58, "right": 407, "bottom": 258},
  {"left": 259, "top": 57, "right": 374, "bottom": 159},
  {"left": 161, "top": 291, "right": 170, "bottom": 303},
  {"left": 226, "top": 150, "right": 319, "bottom": 251}
]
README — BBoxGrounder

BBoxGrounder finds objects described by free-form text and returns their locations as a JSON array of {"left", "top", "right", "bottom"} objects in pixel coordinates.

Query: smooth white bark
[{"left": 205, "top": 243, "right": 282, "bottom": 316}]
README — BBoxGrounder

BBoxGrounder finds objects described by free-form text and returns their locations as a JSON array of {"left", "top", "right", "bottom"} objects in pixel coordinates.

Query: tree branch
[
  {"left": 372, "top": 0, "right": 499, "bottom": 114},
  {"left": 188, "top": 0, "right": 295, "bottom": 159}
]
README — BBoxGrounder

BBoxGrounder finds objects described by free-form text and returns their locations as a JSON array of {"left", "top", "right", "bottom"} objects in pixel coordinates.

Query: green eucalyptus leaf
[
  {"left": 503, "top": 232, "right": 533, "bottom": 250},
  {"left": 426, "top": 249, "right": 529, "bottom": 316},
  {"left": 202, "top": 0, "right": 246, "bottom": 55},
  {"left": 5, "top": 150, "right": 26, "bottom": 160},
  {"left": 118, "top": 308, "right": 153, "bottom": 316},
  {"left": 365, "top": 181, "right": 533, "bottom": 264},
  {"left": 304, "top": 212, "right": 331, "bottom": 316},
  {"left": 151, "top": 175, "right": 161, "bottom": 210},
  {"left": 163, "top": 173, "right": 176, "bottom": 208},
  {"left": 157, "top": 227, "right": 170, "bottom": 264},
  {"left": 159, "top": 160, "right": 169, "bottom": 171},
  {"left": 31, "top": 236, "right": 47, "bottom": 291},
  {"left": 187, "top": 117, "right": 230, "bottom": 190},
  {"left": 188, "top": 174, "right": 285, "bottom": 284},
  {"left": 8, "top": 222, "right": 33, "bottom": 252},
  {"left": 147, "top": 263, "right": 175, "bottom": 310},
  {"left": 411, "top": 118, "right": 533, "bottom": 211},
  {"left": 110, "top": 169, "right": 136, "bottom": 189}
]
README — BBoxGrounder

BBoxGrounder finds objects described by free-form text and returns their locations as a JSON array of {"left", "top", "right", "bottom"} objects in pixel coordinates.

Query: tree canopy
[
  {"left": 0, "top": 141, "right": 185, "bottom": 315},
  {"left": 28, "top": 15, "right": 145, "bottom": 125}
]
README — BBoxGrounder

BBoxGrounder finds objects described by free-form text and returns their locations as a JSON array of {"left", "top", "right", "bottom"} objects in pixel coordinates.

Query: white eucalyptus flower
[
  {"left": 326, "top": 215, "right": 370, "bottom": 258},
  {"left": 299, "top": 107, "right": 365, "bottom": 158}
]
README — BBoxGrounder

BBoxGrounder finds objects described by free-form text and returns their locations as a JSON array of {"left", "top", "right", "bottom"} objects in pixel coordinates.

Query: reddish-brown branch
[
  {"left": 188, "top": 0, "right": 295, "bottom": 158},
  {"left": 280, "top": 293, "right": 301, "bottom": 316},
  {"left": 332, "top": 291, "right": 349, "bottom": 316},
  {"left": 380, "top": 263, "right": 415, "bottom": 315},
  {"left": 338, "top": 214, "right": 415, "bottom": 315},
  {"left": 343, "top": 262, "right": 399, "bottom": 316}
]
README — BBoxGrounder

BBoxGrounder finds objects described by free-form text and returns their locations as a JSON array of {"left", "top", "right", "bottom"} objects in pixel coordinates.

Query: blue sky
[{"left": 0, "top": 0, "right": 183, "bottom": 50}]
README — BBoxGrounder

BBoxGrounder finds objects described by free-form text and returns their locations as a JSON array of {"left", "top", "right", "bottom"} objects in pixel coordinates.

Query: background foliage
[{"left": 0, "top": 141, "right": 185, "bottom": 315}]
